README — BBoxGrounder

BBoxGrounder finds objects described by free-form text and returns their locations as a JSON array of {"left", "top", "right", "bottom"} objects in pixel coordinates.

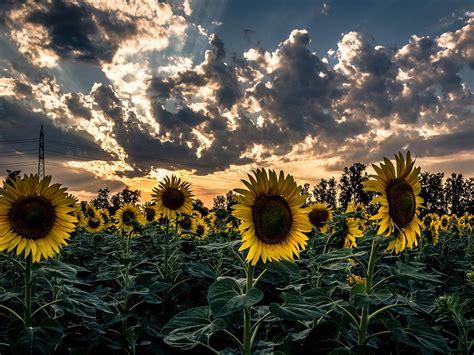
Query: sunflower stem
[
  {"left": 122, "top": 230, "right": 133, "bottom": 335},
  {"left": 24, "top": 254, "right": 32, "bottom": 327},
  {"left": 358, "top": 238, "right": 378, "bottom": 345},
  {"left": 242, "top": 263, "right": 254, "bottom": 355}
]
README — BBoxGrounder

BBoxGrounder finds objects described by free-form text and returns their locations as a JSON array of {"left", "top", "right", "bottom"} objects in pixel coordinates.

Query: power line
[
  {"left": 45, "top": 138, "right": 231, "bottom": 170},
  {"left": 0, "top": 139, "right": 37, "bottom": 144}
]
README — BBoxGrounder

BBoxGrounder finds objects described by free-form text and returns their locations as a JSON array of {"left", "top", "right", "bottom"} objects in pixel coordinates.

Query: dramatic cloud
[{"left": 0, "top": 1, "right": 472, "bottom": 203}]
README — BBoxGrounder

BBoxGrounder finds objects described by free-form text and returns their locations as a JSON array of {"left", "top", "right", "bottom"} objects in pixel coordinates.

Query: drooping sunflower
[
  {"left": 341, "top": 217, "right": 364, "bottom": 248},
  {"left": 151, "top": 175, "right": 193, "bottom": 220},
  {"left": 143, "top": 204, "right": 158, "bottom": 223},
  {"left": 429, "top": 221, "right": 440, "bottom": 246},
  {"left": 347, "top": 273, "right": 366, "bottom": 286},
  {"left": 363, "top": 151, "right": 424, "bottom": 254},
  {"left": 194, "top": 218, "right": 209, "bottom": 240},
  {"left": 0, "top": 175, "right": 77, "bottom": 262},
  {"left": 232, "top": 169, "right": 312, "bottom": 265},
  {"left": 307, "top": 202, "right": 333, "bottom": 233},
  {"left": 114, "top": 203, "right": 145, "bottom": 233},
  {"left": 450, "top": 214, "right": 460, "bottom": 231},
  {"left": 84, "top": 215, "right": 105, "bottom": 234},
  {"left": 72, "top": 208, "right": 85, "bottom": 227}
]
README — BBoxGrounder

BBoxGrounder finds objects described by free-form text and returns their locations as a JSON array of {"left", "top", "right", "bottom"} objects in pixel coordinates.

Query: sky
[{"left": 0, "top": 0, "right": 473, "bottom": 206}]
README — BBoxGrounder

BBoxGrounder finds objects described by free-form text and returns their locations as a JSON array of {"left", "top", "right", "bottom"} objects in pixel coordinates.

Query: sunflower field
[{"left": 0, "top": 152, "right": 473, "bottom": 354}]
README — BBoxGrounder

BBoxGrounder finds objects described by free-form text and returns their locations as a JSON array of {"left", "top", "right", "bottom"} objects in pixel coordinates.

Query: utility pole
[{"left": 38, "top": 125, "right": 45, "bottom": 179}]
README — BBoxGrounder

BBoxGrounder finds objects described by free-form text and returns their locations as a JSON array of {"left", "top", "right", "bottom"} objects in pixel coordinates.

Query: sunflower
[
  {"left": 439, "top": 215, "right": 450, "bottom": 231},
  {"left": 450, "top": 214, "right": 460, "bottom": 231},
  {"left": 429, "top": 221, "right": 440, "bottom": 246},
  {"left": 363, "top": 151, "right": 424, "bottom": 254},
  {"left": 72, "top": 208, "right": 85, "bottom": 227},
  {"left": 0, "top": 175, "right": 77, "bottom": 262},
  {"left": 192, "top": 210, "right": 202, "bottom": 219},
  {"left": 194, "top": 218, "right": 209, "bottom": 240},
  {"left": 307, "top": 202, "right": 332, "bottom": 233},
  {"left": 84, "top": 215, "right": 105, "bottom": 234},
  {"left": 99, "top": 209, "right": 111, "bottom": 226},
  {"left": 114, "top": 203, "right": 145, "bottom": 232},
  {"left": 143, "top": 204, "right": 158, "bottom": 223},
  {"left": 342, "top": 217, "right": 364, "bottom": 248},
  {"left": 151, "top": 175, "right": 193, "bottom": 219},
  {"left": 85, "top": 204, "right": 99, "bottom": 221},
  {"left": 422, "top": 213, "right": 439, "bottom": 230},
  {"left": 232, "top": 169, "right": 312, "bottom": 265},
  {"left": 177, "top": 215, "right": 195, "bottom": 235}
]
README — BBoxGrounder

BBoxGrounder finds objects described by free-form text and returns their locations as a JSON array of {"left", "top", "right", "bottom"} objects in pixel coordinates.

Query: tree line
[{"left": 213, "top": 163, "right": 473, "bottom": 216}]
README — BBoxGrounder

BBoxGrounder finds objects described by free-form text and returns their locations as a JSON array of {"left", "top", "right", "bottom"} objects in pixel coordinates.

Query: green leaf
[
  {"left": 391, "top": 262, "right": 444, "bottom": 284},
  {"left": 7, "top": 318, "right": 64, "bottom": 355},
  {"left": 162, "top": 306, "right": 226, "bottom": 350},
  {"left": 269, "top": 292, "right": 328, "bottom": 321},
  {"left": 390, "top": 316, "right": 449, "bottom": 352},
  {"left": 208, "top": 277, "right": 263, "bottom": 317},
  {"left": 351, "top": 290, "right": 394, "bottom": 308}
]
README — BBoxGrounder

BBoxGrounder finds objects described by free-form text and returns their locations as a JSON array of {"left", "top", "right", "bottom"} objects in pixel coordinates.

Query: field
[{"left": 0, "top": 161, "right": 473, "bottom": 355}]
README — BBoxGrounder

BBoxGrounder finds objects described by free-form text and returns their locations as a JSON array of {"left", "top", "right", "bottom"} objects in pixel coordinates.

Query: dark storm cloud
[
  {"left": 0, "top": 97, "right": 112, "bottom": 162},
  {"left": 250, "top": 30, "right": 345, "bottom": 136},
  {"left": 149, "top": 34, "right": 242, "bottom": 109},
  {"left": 26, "top": 0, "right": 136, "bottom": 63},
  {"left": 65, "top": 93, "right": 92, "bottom": 120}
]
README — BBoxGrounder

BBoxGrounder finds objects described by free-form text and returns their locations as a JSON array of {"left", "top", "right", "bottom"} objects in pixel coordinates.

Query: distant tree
[
  {"left": 444, "top": 173, "right": 470, "bottom": 215},
  {"left": 212, "top": 190, "right": 236, "bottom": 211},
  {"left": 419, "top": 172, "right": 445, "bottom": 215},
  {"left": 467, "top": 178, "right": 474, "bottom": 214},
  {"left": 338, "top": 163, "right": 372, "bottom": 210},
  {"left": 225, "top": 190, "right": 237, "bottom": 211},
  {"left": 3, "top": 169, "right": 21, "bottom": 187},
  {"left": 213, "top": 195, "right": 226, "bottom": 210},
  {"left": 313, "top": 177, "right": 337, "bottom": 208},
  {"left": 91, "top": 187, "right": 111, "bottom": 210},
  {"left": 300, "top": 183, "right": 311, "bottom": 205},
  {"left": 110, "top": 186, "right": 141, "bottom": 213}
]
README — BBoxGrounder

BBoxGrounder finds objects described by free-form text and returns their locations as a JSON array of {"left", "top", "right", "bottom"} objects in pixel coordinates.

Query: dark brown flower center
[
  {"left": 423, "top": 216, "right": 432, "bottom": 227},
  {"left": 442, "top": 218, "right": 448, "bottom": 227},
  {"left": 385, "top": 179, "right": 416, "bottom": 229},
  {"left": 162, "top": 188, "right": 185, "bottom": 210},
  {"left": 145, "top": 208, "right": 156, "bottom": 222},
  {"left": 179, "top": 217, "right": 192, "bottom": 230},
  {"left": 10, "top": 196, "right": 56, "bottom": 240},
  {"left": 196, "top": 225, "right": 205, "bottom": 235},
  {"left": 252, "top": 195, "right": 292, "bottom": 244},
  {"left": 88, "top": 219, "right": 101, "bottom": 229},
  {"left": 122, "top": 211, "right": 135, "bottom": 226},
  {"left": 309, "top": 208, "right": 329, "bottom": 228}
]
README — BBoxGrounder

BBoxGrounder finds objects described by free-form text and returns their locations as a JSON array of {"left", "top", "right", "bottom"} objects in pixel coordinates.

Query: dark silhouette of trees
[
  {"left": 213, "top": 190, "right": 236, "bottom": 211},
  {"left": 91, "top": 187, "right": 111, "bottom": 210},
  {"left": 338, "top": 163, "right": 372, "bottom": 209},
  {"left": 420, "top": 172, "right": 445, "bottom": 215},
  {"left": 444, "top": 173, "right": 471, "bottom": 215},
  {"left": 110, "top": 186, "right": 141, "bottom": 213},
  {"left": 312, "top": 177, "right": 337, "bottom": 208},
  {"left": 3, "top": 169, "right": 21, "bottom": 187}
]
